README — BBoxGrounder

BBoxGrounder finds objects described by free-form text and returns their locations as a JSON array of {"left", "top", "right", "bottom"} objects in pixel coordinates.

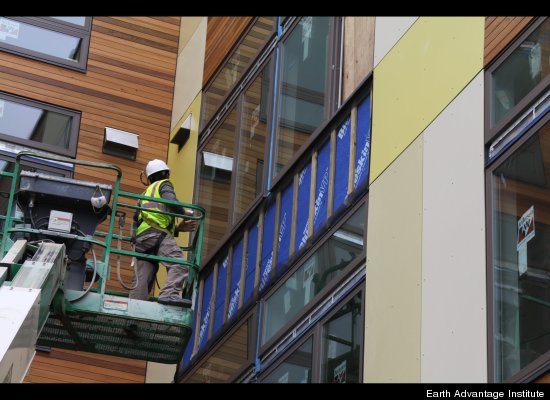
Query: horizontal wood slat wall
[
  {"left": 0, "top": 16, "right": 180, "bottom": 383},
  {"left": 23, "top": 348, "right": 146, "bottom": 383},
  {"left": 203, "top": 17, "right": 253, "bottom": 86},
  {"left": 485, "top": 17, "right": 534, "bottom": 66}
]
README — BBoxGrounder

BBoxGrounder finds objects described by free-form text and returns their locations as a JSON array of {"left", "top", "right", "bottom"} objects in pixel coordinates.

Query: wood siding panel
[
  {"left": 203, "top": 17, "right": 253, "bottom": 86},
  {"left": 0, "top": 17, "right": 180, "bottom": 383},
  {"left": 343, "top": 17, "right": 375, "bottom": 101},
  {"left": 484, "top": 17, "right": 534, "bottom": 66},
  {"left": 24, "top": 349, "right": 146, "bottom": 383}
]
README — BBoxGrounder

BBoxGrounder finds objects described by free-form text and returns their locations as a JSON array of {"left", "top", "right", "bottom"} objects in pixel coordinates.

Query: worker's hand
[
  {"left": 177, "top": 219, "right": 198, "bottom": 232},
  {"left": 177, "top": 210, "right": 198, "bottom": 232}
]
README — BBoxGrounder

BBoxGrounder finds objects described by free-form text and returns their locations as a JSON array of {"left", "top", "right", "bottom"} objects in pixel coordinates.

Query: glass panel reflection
[
  {"left": 201, "top": 17, "right": 275, "bottom": 128},
  {"left": 234, "top": 60, "right": 271, "bottom": 222},
  {"left": 262, "top": 337, "right": 313, "bottom": 383},
  {"left": 492, "top": 119, "right": 550, "bottom": 381},
  {"left": 321, "top": 292, "right": 362, "bottom": 383},
  {"left": 0, "top": 98, "right": 72, "bottom": 150},
  {"left": 491, "top": 19, "right": 549, "bottom": 127},
  {"left": 274, "top": 17, "right": 330, "bottom": 175},
  {"left": 0, "top": 18, "right": 83, "bottom": 62},
  {"left": 262, "top": 203, "right": 365, "bottom": 344},
  {"left": 197, "top": 106, "right": 236, "bottom": 258}
]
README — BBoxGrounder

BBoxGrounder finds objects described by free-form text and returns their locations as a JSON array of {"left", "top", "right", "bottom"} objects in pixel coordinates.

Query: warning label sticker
[{"left": 103, "top": 298, "right": 128, "bottom": 311}]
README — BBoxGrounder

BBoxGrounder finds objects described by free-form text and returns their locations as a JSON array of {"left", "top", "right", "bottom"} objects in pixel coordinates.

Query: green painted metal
[{"left": 0, "top": 151, "right": 205, "bottom": 363}]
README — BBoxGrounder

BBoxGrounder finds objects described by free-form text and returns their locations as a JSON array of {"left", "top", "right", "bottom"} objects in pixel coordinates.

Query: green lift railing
[{"left": 0, "top": 152, "right": 205, "bottom": 364}]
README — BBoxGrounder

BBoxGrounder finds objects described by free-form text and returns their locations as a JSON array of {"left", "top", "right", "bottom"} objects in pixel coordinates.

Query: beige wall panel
[
  {"left": 364, "top": 136, "right": 423, "bottom": 382},
  {"left": 179, "top": 17, "right": 203, "bottom": 55},
  {"left": 342, "top": 17, "right": 375, "bottom": 102},
  {"left": 145, "top": 362, "right": 177, "bottom": 383},
  {"left": 373, "top": 17, "right": 418, "bottom": 67},
  {"left": 171, "top": 18, "right": 207, "bottom": 131},
  {"left": 421, "top": 72, "right": 487, "bottom": 382}
]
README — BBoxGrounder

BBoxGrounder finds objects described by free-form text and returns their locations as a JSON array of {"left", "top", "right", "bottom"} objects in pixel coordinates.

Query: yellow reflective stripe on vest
[{"left": 136, "top": 179, "right": 175, "bottom": 236}]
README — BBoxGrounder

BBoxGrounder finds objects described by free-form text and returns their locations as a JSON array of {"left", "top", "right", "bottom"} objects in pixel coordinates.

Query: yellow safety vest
[{"left": 136, "top": 179, "right": 175, "bottom": 236}]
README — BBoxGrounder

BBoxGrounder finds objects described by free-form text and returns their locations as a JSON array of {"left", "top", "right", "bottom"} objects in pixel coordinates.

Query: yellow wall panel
[
  {"left": 364, "top": 136, "right": 423, "bottom": 382},
  {"left": 370, "top": 17, "right": 484, "bottom": 183},
  {"left": 152, "top": 93, "right": 201, "bottom": 302}
]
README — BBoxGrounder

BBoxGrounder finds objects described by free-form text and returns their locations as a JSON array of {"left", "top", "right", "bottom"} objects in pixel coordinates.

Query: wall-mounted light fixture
[
  {"left": 170, "top": 113, "right": 191, "bottom": 152},
  {"left": 102, "top": 127, "right": 139, "bottom": 160}
]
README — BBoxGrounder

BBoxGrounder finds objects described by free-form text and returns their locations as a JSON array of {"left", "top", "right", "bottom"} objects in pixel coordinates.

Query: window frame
[
  {"left": 485, "top": 109, "right": 550, "bottom": 383},
  {"left": 195, "top": 18, "right": 346, "bottom": 265},
  {"left": 258, "top": 284, "right": 365, "bottom": 383},
  {"left": 0, "top": 150, "right": 73, "bottom": 178},
  {"left": 177, "top": 306, "right": 258, "bottom": 383},
  {"left": 194, "top": 54, "right": 276, "bottom": 261},
  {"left": 269, "top": 16, "right": 343, "bottom": 191},
  {"left": 484, "top": 17, "right": 549, "bottom": 144},
  {"left": 0, "top": 16, "right": 92, "bottom": 72},
  {"left": 259, "top": 196, "right": 367, "bottom": 354},
  {"left": 0, "top": 91, "right": 81, "bottom": 157},
  {"left": 199, "top": 17, "right": 278, "bottom": 134}
]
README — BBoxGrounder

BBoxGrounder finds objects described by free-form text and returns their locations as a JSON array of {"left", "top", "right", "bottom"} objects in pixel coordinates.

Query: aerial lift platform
[{"left": 0, "top": 152, "right": 204, "bottom": 382}]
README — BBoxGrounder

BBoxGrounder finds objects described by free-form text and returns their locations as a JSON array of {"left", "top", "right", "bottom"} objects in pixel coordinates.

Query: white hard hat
[{"left": 146, "top": 159, "right": 170, "bottom": 178}]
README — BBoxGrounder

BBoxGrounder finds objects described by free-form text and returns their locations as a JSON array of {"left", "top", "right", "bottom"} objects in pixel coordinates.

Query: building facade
[
  {"left": 172, "top": 16, "right": 550, "bottom": 383},
  {"left": 1, "top": 16, "right": 548, "bottom": 383}
]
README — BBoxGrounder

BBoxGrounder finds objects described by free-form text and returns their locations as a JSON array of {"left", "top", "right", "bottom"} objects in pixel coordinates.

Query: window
[
  {"left": 196, "top": 17, "right": 342, "bottom": 261},
  {"left": 490, "top": 116, "right": 550, "bottom": 382},
  {"left": 487, "top": 18, "right": 549, "bottom": 141},
  {"left": 197, "top": 106, "right": 237, "bottom": 258},
  {"left": 179, "top": 316, "right": 254, "bottom": 383},
  {"left": 487, "top": 17, "right": 550, "bottom": 383},
  {"left": 259, "top": 289, "right": 364, "bottom": 383},
  {"left": 0, "top": 17, "right": 92, "bottom": 71},
  {"left": 0, "top": 92, "right": 80, "bottom": 157},
  {"left": 320, "top": 292, "right": 362, "bottom": 383},
  {"left": 201, "top": 17, "right": 276, "bottom": 130},
  {"left": 273, "top": 17, "right": 332, "bottom": 173},
  {"left": 233, "top": 60, "right": 272, "bottom": 222},
  {"left": 262, "top": 202, "right": 365, "bottom": 345},
  {"left": 262, "top": 337, "right": 313, "bottom": 383}
]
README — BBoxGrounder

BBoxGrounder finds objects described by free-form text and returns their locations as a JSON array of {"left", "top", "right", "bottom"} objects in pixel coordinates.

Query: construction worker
[{"left": 129, "top": 159, "right": 197, "bottom": 308}]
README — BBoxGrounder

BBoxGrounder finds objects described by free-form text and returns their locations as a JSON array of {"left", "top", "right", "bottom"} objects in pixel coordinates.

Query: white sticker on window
[
  {"left": 517, "top": 205, "right": 535, "bottom": 276},
  {"left": 333, "top": 360, "right": 346, "bottom": 383},
  {"left": 0, "top": 100, "right": 4, "bottom": 118},
  {"left": 517, "top": 205, "right": 535, "bottom": 250},
  {"left": 0, "top": 19, "right": 20, "bottom": 40},
  {"left": 301, "top": 17, "right": 312, "bottom": 61}
]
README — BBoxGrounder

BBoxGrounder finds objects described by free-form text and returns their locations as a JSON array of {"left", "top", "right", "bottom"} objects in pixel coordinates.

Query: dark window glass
[
  {"left": 201, "top": 17, "right": 275, "bottom": 129},
  {"left": 492, "top": 119, "right": 550, "bottom": 381},
  {"left": 234, "top": 60, "right": 272, "bottom": 222},
  {"left": 197, "top": 106, "right": 236, "bottom": 257},
  {"left": 321, "top": 292, "right": 362, "bottom": 383},
  {"left": 262, "top": 337, "right": 313, "bottom": 383},
  {"left": 0, "top": 93, "right": 79, "bottom": 157},
  {"left": 491, "top": 19, "right": 550, "bottom": 127},
  {"left": 274, "top": 17, "right": 331, "bottom": 175},
  {"left": 0, "top": 17, "right": 91, "bottom": 70},
  {"left": 262, "top": 203, "right": 365, "bottom": 344}
]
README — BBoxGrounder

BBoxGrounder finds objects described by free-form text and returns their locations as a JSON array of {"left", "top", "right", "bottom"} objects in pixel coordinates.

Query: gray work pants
[{"left": 128, "top": 230, "right": 188, "bottom": 301}]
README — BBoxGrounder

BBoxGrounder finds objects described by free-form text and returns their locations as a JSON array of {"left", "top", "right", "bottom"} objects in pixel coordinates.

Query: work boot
[{"left": 158, "top": 296, "right": 192, "bottom": 308}]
